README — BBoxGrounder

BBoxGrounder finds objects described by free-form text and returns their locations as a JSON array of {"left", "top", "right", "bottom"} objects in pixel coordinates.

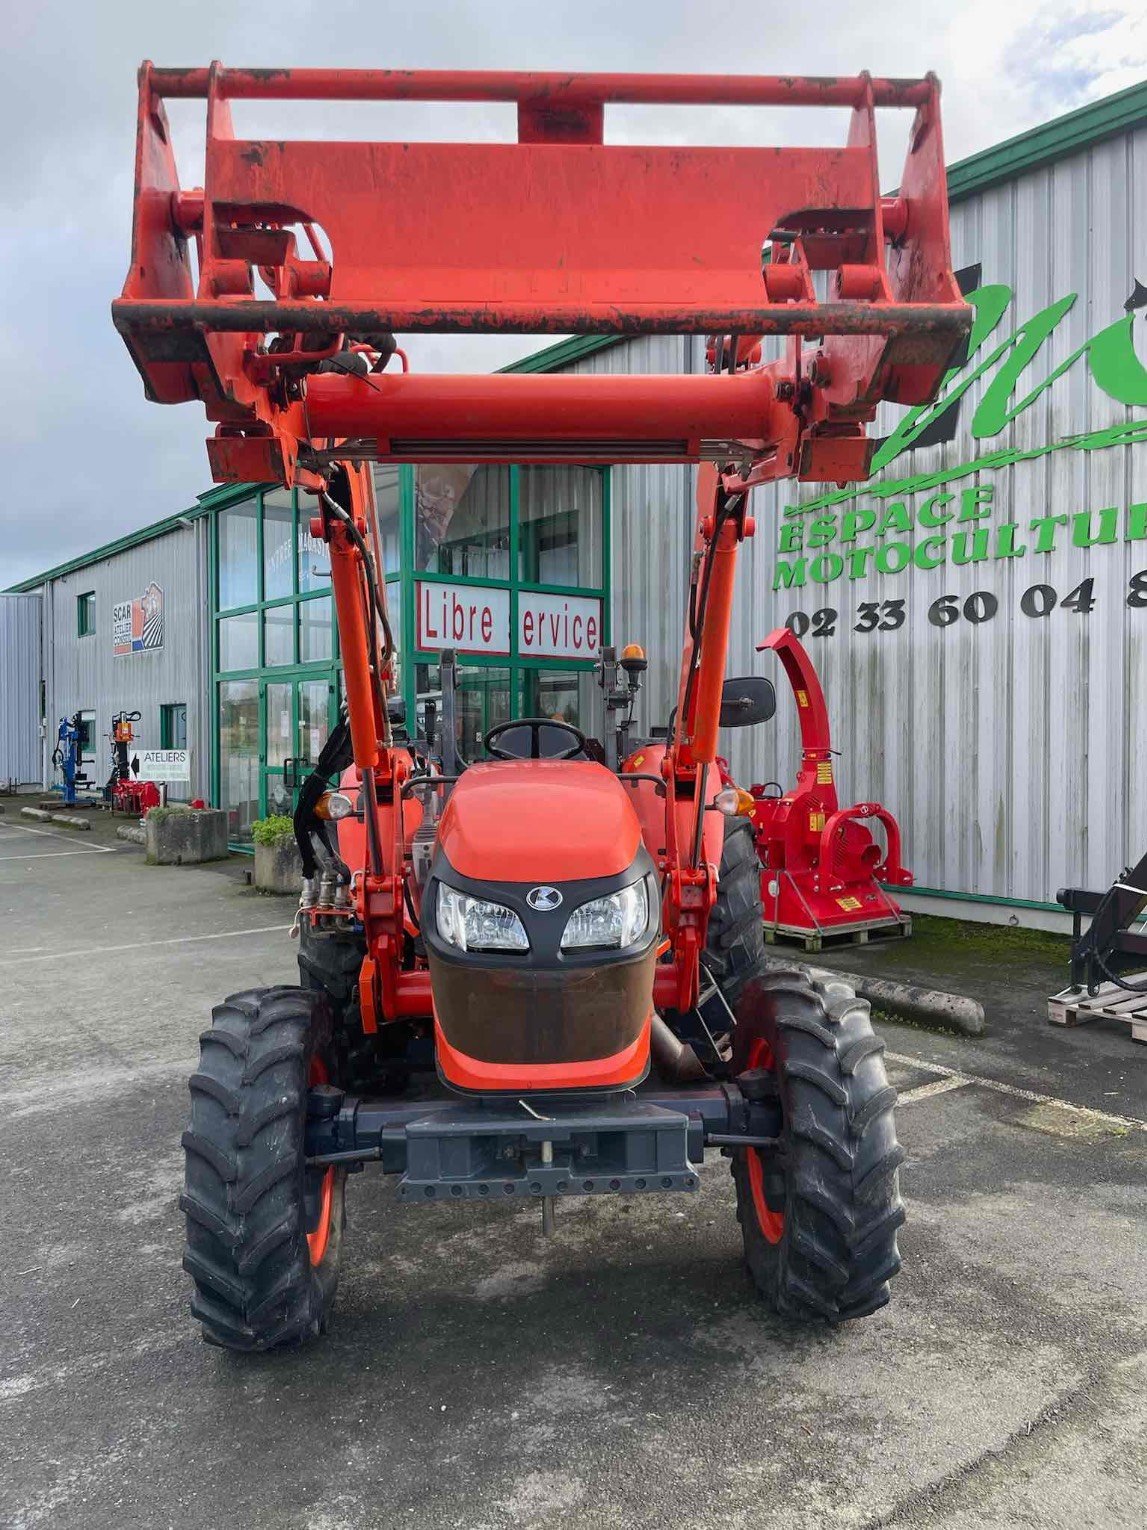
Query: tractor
[{"left": 114, "top": 64, "right": 969, "bottom": 1349}]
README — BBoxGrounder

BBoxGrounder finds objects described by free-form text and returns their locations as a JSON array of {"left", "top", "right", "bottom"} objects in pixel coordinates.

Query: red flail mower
[
  {"left": 746, "top": 628, "right": 914, "bottom": 951},
  {"left": 114, "top": 65, "right": 968, "bottom": 1349}
]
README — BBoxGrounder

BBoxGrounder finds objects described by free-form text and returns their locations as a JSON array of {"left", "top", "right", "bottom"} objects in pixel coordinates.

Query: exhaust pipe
[{"left": 650, "top": 1014, "right": 709, "bottom": 1083}]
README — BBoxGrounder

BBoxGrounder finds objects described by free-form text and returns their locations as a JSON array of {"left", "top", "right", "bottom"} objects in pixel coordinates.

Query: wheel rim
[
  {"left": 306, "top": 1054, "right": 335, "bottom": 1267},
  {"left": 744, "top": 1035, "right": 785, "bottom": 1244}
]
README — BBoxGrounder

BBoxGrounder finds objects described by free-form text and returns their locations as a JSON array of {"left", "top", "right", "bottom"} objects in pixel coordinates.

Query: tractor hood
[{"left": 435, "top": 760, "right": 641, "bottom": 883}]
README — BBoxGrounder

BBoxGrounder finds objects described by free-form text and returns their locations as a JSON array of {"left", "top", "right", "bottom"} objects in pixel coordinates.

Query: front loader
[{"left": 114, "top": 64, "right": 969, "bottom": 1349}]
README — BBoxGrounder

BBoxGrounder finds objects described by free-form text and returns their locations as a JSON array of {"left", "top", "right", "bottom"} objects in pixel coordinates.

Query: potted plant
[
  {"left": 251, "top": 814, "right": 303, "bottom": 895},
  {"left": 145, "top": 803, "right": 228, "bottom": 865}
]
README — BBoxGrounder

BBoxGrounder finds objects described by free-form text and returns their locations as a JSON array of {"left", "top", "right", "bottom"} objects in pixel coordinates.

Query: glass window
[
  {"left": 373, "top": 464, "right": 401, "bottom": 577},
  {"left": 415, "top": 662, "right": 441, "bottom": 747},
  {"left": 262, "top": 489, "right": 295, "bottom": 601},
  {"left": 160, "top": 703, "right": 189, "bottom": 800},
  {"left": 218, "top": 610, "right": 259, "bottom": 672},
  {"left": 219, "top": 680, "right": 259, "bottom": 842},
  {"left": 160, "top": 703, "right": 187, "bottom": 750},
  {"left": 456, "top": 666, "right": 512, "bottom": 761},
  {"left": 415, "top": 465, "right": 510, "bottom": 579},
  {"left": 522, "top": 668, "right": 593, "bottom": 729},
  {"left": 299, "top": 596, "right": 333, "bottom": 664},
  {"left": 265, "top": 682, "right": 293, "bottom": 770},
  {"left": 265, "top": 778, "right": 293, "bottom": 818},
  {"left": 218, "top": 499, "right": 259, "bottom": 609},
  {"left": 77, "top": 711, "right": 96, "bottom": 764},
  {"left": 298, "top": 518, "right": 330, "bottom": 593},
  {"left": 299, "top": 679, "right": 332, "bottom": 766},
  {"left": 519, "top": 467, "right": 603, "bottom": 588},
  {"left": 264, "top": 605, "right": 294, "bottom": 668},
  {"left": 77, "top": 591, "right": 95, "bottom": 637},
  {"left": 414, "top": 662, "right": 511, "bottom": 761}
]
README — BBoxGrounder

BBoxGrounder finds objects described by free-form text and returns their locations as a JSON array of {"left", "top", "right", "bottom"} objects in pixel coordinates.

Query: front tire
[
  {"left": 731, "top": 971, "right": 905, "bottom": 1323},
  {"left": 702, "top": 816, "right": 767, "bottom": 1012},
  {"left": 180, "top": 986, "right": 346, "bottom": 1352}
]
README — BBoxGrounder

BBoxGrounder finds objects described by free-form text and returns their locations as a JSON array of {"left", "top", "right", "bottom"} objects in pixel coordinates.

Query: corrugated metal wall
[
  {"left": 593, "top": 122, "right": 1147, "bottom": 908},
  {"left": 0, "top": 593, "right": 43, "bottom": 784},
  {"left": 39, "top": 523, "right": 211, "bottom": 798}
]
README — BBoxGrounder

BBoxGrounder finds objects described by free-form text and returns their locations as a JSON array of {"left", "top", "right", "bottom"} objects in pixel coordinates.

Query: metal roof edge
[
  {"left": 499, "top": 334, "right": 624, "bottom": 374},
  {"left": 946, "top": 77, "right": 1147, "bottom": 201}
]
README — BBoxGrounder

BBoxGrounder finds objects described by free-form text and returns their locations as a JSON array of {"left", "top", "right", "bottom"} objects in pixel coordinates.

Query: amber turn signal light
[{"left": 315, "top": 790, "right": 355, "bottom": 821}]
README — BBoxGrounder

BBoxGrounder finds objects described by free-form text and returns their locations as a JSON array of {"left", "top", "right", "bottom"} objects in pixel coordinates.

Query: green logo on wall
[{"left": 774, "top": 283, "right": 1147, "bottom": 589}]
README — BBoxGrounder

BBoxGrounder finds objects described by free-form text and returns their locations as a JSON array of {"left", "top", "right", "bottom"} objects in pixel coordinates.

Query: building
[
  {"left": 6, "top": 81, "right": 1145, "bottom": 925},
  {"left": 4, "top": 464, "right": 609, "bottom": 840}
]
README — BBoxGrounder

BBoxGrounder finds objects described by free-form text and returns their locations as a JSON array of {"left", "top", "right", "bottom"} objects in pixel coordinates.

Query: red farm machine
[
  {"left": 114, "top": 64, "right": 968, "bottom": 1349},
  {"left": 746, "top": 628, "right": 914, "bottom": 951}
]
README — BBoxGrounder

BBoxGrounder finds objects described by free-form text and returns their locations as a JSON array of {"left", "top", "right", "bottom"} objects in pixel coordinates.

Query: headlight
[
  {"left": 436, "top": 884, "right": 529, "bottom": 953},
  {"left": 560, "top": 881, "right": 649, "bottom": 951}
]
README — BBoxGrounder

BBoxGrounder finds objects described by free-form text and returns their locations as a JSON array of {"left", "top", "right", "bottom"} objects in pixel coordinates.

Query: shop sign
[
  {"left": 112, "top": 581, "right": 164, "bottom": 656},
  {"left": 132, "top": 748, "right": 191, "bottom": 782},
  {"left": 773, "top": 279, "right": 1147, "bottom": 594},
  {"left": 416, "top": 580, "right": 511, "bottom": 655},
  {"left": 517, "top": 592, "right": 602, "bottom": 660}
]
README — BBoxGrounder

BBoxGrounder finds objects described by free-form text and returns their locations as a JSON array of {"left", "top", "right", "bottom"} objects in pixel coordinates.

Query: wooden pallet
[
  {"left": 1047, "top": 976, "right": 1147, "bottom": 1044},
  {"left": 764, "top": 913, "right": 912, "bottom": 955}
]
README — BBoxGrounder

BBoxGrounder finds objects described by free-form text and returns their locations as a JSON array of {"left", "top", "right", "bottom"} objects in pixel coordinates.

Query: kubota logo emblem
[{"left": 526, "top": 885, "right": 563, "bottom": 912}]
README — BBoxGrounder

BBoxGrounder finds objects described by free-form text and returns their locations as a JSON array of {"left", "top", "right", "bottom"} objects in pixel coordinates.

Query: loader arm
[{"left": 114, "top": 63, "right": 969, "bottom": 1018}]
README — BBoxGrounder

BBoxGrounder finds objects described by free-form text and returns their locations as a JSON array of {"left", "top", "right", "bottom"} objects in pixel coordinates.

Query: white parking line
[
  {"left": 0, "top": 848, "right": 113, "bottom": 861},
  {"left": 0, "top": 822, "right": 114, "bottom": 854},
  {"left": 888, "top": 1049, "right": 1147, "bottom": 1132},
  {"left": 0, "top": 925, "right": 291, "bottom": 967},
  {"left": 896, "top": 1076, "right": 974, "bottom": 1106}
]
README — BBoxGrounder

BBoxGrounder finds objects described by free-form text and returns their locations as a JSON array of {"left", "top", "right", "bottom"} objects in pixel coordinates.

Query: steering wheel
[{"left": 484, "top": 717, "right": 587, "bottom": 761}]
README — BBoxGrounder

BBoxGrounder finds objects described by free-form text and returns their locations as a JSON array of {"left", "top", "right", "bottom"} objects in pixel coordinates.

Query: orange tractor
[{"left": 115, "top": 64, "right": 968, "bottom": 1348}]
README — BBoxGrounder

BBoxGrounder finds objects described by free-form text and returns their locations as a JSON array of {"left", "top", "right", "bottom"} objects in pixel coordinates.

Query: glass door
[
  {"left": 456, "top": 666, "right": 511, "bottom": 761},
  {"left": 262, "top": 680, "right": 294, "bottom": 819},
  {"left": 298, "top": 676, "right": 336, "bottom": 772},
  {"left": 261, "top": 674, "right": 338, "bottom": 822},
  {"left": 219, "top": 681, "right": 260, "bottom": 841},
  {"left": 521, "top": 668, "right": 592, "bottom": 729}
]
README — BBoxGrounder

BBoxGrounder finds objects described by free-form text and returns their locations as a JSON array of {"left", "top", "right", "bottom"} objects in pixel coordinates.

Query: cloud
[
  {"left": 2, "top": 0, "right": 1142, "bottom": 585},
  {"left": 1002, "top": 1, "right": 1145, "bottom": 107}
]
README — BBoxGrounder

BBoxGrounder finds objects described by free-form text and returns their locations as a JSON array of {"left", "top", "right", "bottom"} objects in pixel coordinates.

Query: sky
[{"left": 1, "top": 0, "right": 1143, "bottom": 585}]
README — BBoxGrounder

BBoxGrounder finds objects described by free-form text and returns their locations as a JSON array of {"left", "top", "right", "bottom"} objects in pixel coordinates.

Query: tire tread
[
  {"left": 181, "top": 986, "right": 343, "bottom": 1352},
  {"left": 730, "top": 970, "right": 904, "bottom": 1325}
]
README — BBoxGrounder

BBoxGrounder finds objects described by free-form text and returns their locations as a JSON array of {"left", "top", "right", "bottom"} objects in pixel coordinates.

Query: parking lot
[{"left": 1, "top": 811, "right": 1145, "bottom": 1530}]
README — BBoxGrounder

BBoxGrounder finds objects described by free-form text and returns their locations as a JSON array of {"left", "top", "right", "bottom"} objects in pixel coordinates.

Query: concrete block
[
  {"left": 254, "top": 837, "right": 303, "bottom": 896},
  {"left": 145, "top": 807, "right": 228, "bottom": 866}
]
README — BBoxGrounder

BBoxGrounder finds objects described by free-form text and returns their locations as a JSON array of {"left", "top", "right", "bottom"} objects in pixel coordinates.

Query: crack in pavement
[{"left": 857, "top": 1351, "right": 1146, "bottom": 1528}]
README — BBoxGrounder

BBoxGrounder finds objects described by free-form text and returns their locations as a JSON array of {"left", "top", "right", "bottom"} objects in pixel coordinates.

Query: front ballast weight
[{"left": 304, "top": 1081, "right": 781, "bottom": 1219}]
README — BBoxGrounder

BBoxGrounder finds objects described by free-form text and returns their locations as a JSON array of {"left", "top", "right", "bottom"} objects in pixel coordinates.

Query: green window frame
[
  {"left": 208, "top": 467, "right": 609, "bottom": 836},
  {"left": 209, "top": 485, "right": 346, "bottom": 844},
  {"left": 395, "top": 464, "right": 611, "bottom": 723},
  {"left": 77, "top": 591, "right": 95, "bottom": 637},
  {"left": 211, "top": 487, "right": 340, "bottom": 681}
]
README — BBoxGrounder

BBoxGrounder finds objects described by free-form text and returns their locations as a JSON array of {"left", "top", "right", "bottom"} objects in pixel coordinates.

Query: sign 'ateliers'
[{"left": 416, "top": 581, "right": 601, "bottom": 660}]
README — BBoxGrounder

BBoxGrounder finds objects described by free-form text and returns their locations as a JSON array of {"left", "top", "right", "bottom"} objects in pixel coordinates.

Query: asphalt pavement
[{"left": 1, "top": 808, "right": 1145, "bottom": 1529}]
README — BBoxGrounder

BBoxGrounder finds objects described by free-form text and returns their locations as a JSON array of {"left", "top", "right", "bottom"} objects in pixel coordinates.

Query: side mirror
[{"left": 719, "top": 676, "right": 776, "bottom": 728}]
